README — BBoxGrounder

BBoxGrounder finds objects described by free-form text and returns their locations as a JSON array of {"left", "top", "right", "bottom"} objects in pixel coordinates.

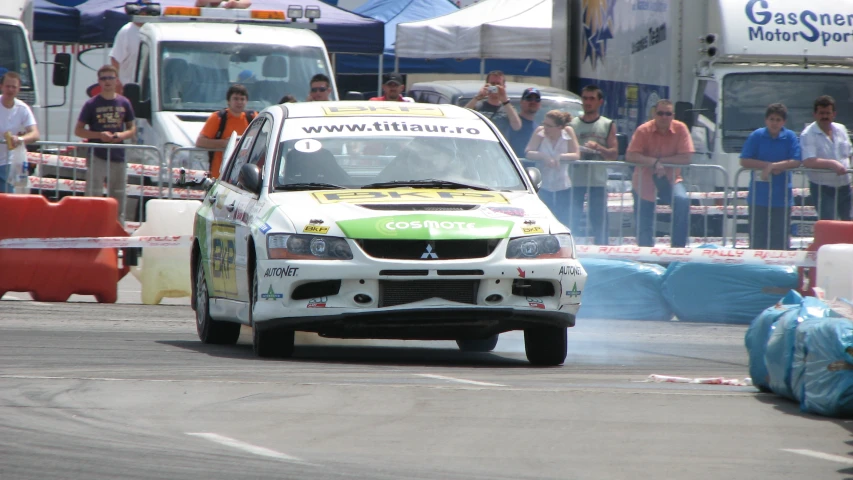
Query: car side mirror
[
  {"left": 239, "top": 163, "right": 262, "bottom": 194},
  {"left": 616, "top": 133, "right": 628, "bottom": 156},
  {"left": 344, "top": 91, "right": 365, "bottom": 101},
  {"left": 123, "top": 83, "right": 150, "bottom": 120},
  {"left": 675, "top": 101, "right": 694, "bottom": 131},
  {"left": 52, "top": 53, "right": 71, "bottom": 87},
  {"left": 525, "top": 166, "right": 542, "bottom": 192}
]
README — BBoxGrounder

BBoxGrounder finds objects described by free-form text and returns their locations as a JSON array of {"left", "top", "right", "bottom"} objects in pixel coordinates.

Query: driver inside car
[{"left": 373, "top": 137, "right": 469, "bottom": 183}]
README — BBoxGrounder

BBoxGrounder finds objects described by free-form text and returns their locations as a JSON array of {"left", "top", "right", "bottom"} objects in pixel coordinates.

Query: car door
[{"left": 212, "top": 117, "right": 268, "bottom": 302}]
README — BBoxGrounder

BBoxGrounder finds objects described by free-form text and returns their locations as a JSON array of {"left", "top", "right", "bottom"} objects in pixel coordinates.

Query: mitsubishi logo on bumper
[{"left": 420, "top": 243, "right": 438, "bottom": 259}]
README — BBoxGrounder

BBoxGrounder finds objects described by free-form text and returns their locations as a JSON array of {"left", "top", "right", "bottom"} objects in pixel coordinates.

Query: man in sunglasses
[
  {"left": 306, "top": 73, "right": 331, "bottom": 102},
  {"left": 625, "top": 99, "right": 693, "bottom": 248},
  {"left": 75, "top": 65, "right": 136, "bottom": 222},
  {"left": 369, "top": 73, "right": 412, "bottom": 102},
  {"left": 507, "top": 87, "right": 542, "bottom": 158}
]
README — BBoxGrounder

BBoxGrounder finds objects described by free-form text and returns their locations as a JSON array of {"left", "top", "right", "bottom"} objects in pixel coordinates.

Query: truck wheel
[
  {"left": 524, "top": 326, "right": 567, "bottom": 366},
  {"left": 456, "top": 334, "right": 499, "bottom": 352},
  {"left": 195, "top": 260, "right": 240, "bottom": 345}
]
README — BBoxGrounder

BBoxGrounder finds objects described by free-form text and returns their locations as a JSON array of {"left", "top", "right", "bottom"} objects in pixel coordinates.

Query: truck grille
[
  {"left": 379, "top": 280, "right": 479, "bottom": 307},
  {"left": 356, "top": 239, "right": 499, "bottom": 260}
]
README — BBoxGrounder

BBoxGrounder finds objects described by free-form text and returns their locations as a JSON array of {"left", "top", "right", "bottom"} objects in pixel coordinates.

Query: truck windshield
[
  {"left": 159, "top": 42, "right": 331, "bottom": 112},
  {"left": 722, "top": 73, "right": 853, "bottom": 153},
  {"left": 0, "top": 24, "right": 35, "bottom": 95}
]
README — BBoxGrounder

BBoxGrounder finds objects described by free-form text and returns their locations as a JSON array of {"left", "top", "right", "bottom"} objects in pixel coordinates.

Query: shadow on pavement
[{"left": 157, "top": 339, "right": 536, "bottom": 368}]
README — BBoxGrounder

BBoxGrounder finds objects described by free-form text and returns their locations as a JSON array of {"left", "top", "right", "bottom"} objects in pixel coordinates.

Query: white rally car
[{"left": 191, "top": 102, "right": 586, "bottom": 365}]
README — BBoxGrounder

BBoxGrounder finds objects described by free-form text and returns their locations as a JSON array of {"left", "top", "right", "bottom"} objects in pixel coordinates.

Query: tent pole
[
  {"left": 43, "top": 43, "right": 49, "bottom": 143},
  {"left": 480, "top": 58, "right": 485, "bottom": 78},
  {"left": 378, "top": 54, "right": 383, "bottom": 96},
  {"left": 394, "top": 55, "right": 399, "bottom": 73},
  {"left": 66, "top": 44, "right": 79, "bottom": 142}
]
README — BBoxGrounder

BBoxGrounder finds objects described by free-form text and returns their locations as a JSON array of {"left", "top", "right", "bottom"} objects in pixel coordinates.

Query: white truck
[
  {"left": 553, "top": 0, "right": 853, "bottom": 189},
  {"left": 124, "top": 5, "right": 338, "bottom": 171},
  {"left": 0, "top": 0, "right": 70, "bottom": 120}
]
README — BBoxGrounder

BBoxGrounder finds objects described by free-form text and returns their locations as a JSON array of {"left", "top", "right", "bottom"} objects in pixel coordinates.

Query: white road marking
[
  {"left": 186, "top": 432, "right": 305, "bottom": 463},
  {"left": 415, "top": 373, "right": 506, "bottom": 387},
  {"left": 783, "top": 449, "right": 853, "bottom": 465}
]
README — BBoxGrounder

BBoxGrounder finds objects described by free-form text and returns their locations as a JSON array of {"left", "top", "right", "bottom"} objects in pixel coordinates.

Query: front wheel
[
  {"left": 195, "top": 260, "right": 240, "bottom": 345},
  {"left": 456, "top": 334, "right": 499, "bottom": 352},
  {"left": 250, "top": 264, "right": 295, "bottom": 358},
  {"left": 524, "top": 326, "right": 567, "bottom": 366}
]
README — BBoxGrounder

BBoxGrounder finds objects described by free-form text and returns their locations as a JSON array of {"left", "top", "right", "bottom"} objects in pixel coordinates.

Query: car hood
[{"left": 260, "top": 189, "right": 562, "bottom": 239}]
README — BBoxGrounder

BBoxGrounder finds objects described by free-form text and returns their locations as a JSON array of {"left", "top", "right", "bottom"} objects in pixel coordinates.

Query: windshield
[
  {"left": 0, "top": 24, "right": 35, "bottom": 91},
  {"left": 722, "top": 73, "right": 853, "bottom": 152},
  {"left": 159, "top": 42, "right": 332, "bottom": 112},
  {"left": 459, "top": 95, "right": 583, "bottom": 125},
  {"left": 273, "top": 116, "right": 527, "bottom": 191}
]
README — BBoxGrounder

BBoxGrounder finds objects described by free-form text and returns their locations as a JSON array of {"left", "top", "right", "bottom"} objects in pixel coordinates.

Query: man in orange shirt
[
  {"left": 625, "top": 99, "right": 694, "bottom": 247},
  {"left": 196, "top": 84, "right": 255, "bottom": 178},
  {"left": 369, "top": 73, "right": 412, "bottom": 102}
]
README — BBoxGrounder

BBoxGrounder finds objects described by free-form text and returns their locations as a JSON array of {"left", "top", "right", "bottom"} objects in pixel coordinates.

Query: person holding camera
[{"left": 464, "top": 70, "right": 521, "bottom": 139}]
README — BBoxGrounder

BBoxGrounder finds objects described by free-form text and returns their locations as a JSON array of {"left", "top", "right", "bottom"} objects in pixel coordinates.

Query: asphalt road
[{"left": 2, "top": 280, "right": 853, "bottom": 480}]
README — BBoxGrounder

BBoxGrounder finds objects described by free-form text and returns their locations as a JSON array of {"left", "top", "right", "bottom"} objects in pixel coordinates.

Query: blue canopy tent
[
  {"left": 33, "top": 0, "right": 81, "bottom": 43},
  {"left": 335, "top": 0, "right": 549, "bottom": 77},
  {"left": 76, "top": 0, "right": 384, "bottom": 55}
]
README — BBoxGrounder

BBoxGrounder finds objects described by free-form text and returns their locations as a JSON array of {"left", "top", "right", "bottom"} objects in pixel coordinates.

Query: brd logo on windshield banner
[
  {"left": 313, "top": 189, "right": 508, "bottom": 204},
  {"left": 322, "top": 105, "right": 445, "bottom": 116}
]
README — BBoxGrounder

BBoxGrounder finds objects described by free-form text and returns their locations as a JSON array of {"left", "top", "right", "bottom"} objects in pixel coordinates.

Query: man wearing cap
[
  {"left": 370, "top": 73, "right": 412, "bottom": 102},
  {"left": 464, "top": 70, "right": 522, "bottom": 140},
  {"left": 507, "top": 87, "right": 542, "bottom": 158}
]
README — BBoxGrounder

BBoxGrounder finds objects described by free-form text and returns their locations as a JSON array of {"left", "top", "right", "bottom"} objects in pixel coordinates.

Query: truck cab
[{"left": 126, "top": 6, "right": 337, "bottom": 171}]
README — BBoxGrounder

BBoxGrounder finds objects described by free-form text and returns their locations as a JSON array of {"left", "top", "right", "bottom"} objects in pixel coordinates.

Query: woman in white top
[{"left": 524, "top": 110, "right": 580, "bottom": 226}]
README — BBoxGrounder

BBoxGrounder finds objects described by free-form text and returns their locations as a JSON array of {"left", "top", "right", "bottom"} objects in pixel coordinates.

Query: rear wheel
[
  {"left": 456, "top": 334, "right": 499, "bottom": 352},
  {"left": 250, "top": 264, "right": 295, "bottom": 358},
  {"left": 195, "top": 260, "right": 240, "bottom": 345},
  {"left": 524, "top": 326, "right": 567, "bottom": 366}
]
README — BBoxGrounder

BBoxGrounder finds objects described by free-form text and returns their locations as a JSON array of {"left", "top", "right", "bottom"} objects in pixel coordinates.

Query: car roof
[
  {"left": 275, "top": 101, "right": 484, "bottom": 120},
  {"left": 408, "top": 80, "right": 582, "bottom": 102}
]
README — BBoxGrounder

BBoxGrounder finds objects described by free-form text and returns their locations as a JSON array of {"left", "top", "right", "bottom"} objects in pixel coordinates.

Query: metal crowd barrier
[
  {"left": 26, "top": 141, "right": 222, "bottom": 225},
  {"left": 731, "top": 166, "right": 853, "bottom": 250},
  {"left": 556, "top": 161, "right": 730, "bottom": 247}
]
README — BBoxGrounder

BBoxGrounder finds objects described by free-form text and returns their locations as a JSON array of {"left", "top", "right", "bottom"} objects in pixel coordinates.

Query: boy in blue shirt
[{"left": 739, "top": 103, "right": 802, "bottom": 250}]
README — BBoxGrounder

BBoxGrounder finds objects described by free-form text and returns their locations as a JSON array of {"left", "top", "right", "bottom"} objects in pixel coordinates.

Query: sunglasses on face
[
  {"left": 656, "top": 111, "right": 673, "bottom": 117},
  {"left": 311, "top": 87, "right": 328, "bottom": 93},
  {"left": 99, "top": 76, "right": 116, "bottom": 81},
  {"left": 524, "top": 97, "right": 541, "bottom": 103}
]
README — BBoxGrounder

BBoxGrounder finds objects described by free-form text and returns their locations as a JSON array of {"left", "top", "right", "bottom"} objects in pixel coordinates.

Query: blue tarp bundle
[
  {"left": 744, "top": 290, "right": 802, "bottom": 392},
  {"left": 746, "top": 293, "right": 853, "bottom": 417},
  {"left": 660, "top": 251, "right": 798, "bottom": 324},
  {"left": 576, "top": 259, "right": 672, "bottom": 321}
]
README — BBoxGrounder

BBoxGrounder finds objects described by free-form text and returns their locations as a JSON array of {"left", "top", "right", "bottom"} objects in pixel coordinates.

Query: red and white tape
[
  {"left": 576, "top": 244, "right": 816, "bottom": 267},
  {"left": 647, "top": 374, "right": 753, "bottom": 386},
  {"left": 27, "top": 151, "right": 208, "bottom": 183},
  {"left": 0, "top": 235, "right": 192, "bottom": 249},
  {"left": 26, "top": 176, "right": 206, "bottom": 200}
]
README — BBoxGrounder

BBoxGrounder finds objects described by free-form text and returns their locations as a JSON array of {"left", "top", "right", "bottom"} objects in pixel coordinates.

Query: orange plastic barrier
[
  {"left": 0, "top": 194, "right": 129, "bottom": 303},
  {"left": 798, "top": 220, "right": 853, "bottom": 296}
]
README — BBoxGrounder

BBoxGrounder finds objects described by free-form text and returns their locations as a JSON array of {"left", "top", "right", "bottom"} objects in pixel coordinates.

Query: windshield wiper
[
  {"left": 361, "top": 179, "right": 494, "bottom": 191},
  {"left": 276, "top": 182, "right": 347, "bottom": 191}
]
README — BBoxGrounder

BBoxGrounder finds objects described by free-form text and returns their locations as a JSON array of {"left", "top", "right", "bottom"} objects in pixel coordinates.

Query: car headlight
[
  {"left": 267, "top": 234, "right": 353, "bottom": 260},
  {"left": 506, "top": 234, "right": 575, "bottom": 259}
]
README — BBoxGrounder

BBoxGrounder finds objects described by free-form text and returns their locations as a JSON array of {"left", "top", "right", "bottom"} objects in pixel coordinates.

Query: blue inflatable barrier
[
  {"left": 763, "top": 306, "right": 804, "bottom": 400},
  {"left": 660, "top": 259, "right": 798, "bottom": 324},
  {"left": 795, "top": 316, "right": 853, "bottom": 417},
  {"left": 745, "top": 290, "right": 802, "bottom": 392},
  {"left": 577, "top": 259, "right": 672, "bottom": 321}
]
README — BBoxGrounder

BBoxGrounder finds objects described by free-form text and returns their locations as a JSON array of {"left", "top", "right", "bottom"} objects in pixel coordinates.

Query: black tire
[
  {"left": 456, "top": 334, "right": 499, "bottom": 352},
  {"left": 249, "top": 265, "right": 295, "bottom": 358},
  {"left": 195, "top": 260, "right": 241, "bottom": 345},
  {"left": 524, "top": 326, "right": 567, "bottom": 366}
]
